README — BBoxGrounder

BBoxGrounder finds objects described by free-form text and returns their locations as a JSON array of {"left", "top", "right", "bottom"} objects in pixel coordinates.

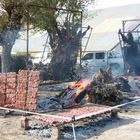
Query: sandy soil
[
  {"left": 1, "top": 80, "right": 140, "bottom": 140},
  {"left": 0, "top": 106, "right": 140, "bottom": 140},
  {"left": 87, "top": 111, "right": 140, "bottom": 140},
  {"left": 0, "top": 113, "right": 60, "bottom": 140}
]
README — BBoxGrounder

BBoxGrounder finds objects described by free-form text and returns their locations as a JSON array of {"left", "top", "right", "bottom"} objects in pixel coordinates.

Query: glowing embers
[
  {"left": 33, "top": 105, "right": 107, "bottom": 126},
  {"left": 60, "top": 79, "right": 93, "bottom": 108}
]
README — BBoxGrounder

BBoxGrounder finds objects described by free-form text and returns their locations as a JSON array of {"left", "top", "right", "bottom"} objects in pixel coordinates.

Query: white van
[
  {"left": 80, "top": 50, "right": 125, "bottom": 76},
  {"left": 32, "top": 52, "right": 52, "bottom": 65}
]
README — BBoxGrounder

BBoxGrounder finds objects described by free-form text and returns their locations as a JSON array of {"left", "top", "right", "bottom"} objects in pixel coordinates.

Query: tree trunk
[
  {"left": 49, "top": 47, "right": 78, "bottom": 81},
  {"left": 1, "top": 46, "right": 12, "bottom": 73},
  {"left": 47, "top": 26, "right": 89, "bottom": 81},
  {"left": 40, "top": 14, "right": 90, "bottom": 81},
  {"left": 0, "top": 27, "right": 21, "bottom": 73}
]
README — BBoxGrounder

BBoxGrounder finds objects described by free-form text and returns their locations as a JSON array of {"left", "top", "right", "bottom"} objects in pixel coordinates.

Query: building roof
[{"left": 83, "top": 3, "right": 140, "bottom": 51}]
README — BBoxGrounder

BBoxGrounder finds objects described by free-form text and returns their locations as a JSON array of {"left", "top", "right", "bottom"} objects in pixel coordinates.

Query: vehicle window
[
  {"left": 108, "top": 52, "right": 113, "bottom": 58},
  {"left": 82, "top": 53, "right": 93, "bottom": 60},
  {"left": 47, "top": 53, "right": 52, "bottom": 58},
  {"left": 108, "top": 51, "right": 122, "bottom": 58},
  {"left": 95, "top": 53, "right": 105, "bottom": 59}
]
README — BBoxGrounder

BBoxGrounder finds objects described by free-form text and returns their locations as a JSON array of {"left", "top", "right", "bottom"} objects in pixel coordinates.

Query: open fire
[
  {"left": 38, "top": 68, "right": 128, "bottom": 111},
  {"left": 59, "top": 79, "right": 93, "bottom": 108}
]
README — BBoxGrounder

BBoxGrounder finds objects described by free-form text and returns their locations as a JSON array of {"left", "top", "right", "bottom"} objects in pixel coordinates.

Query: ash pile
[
  {"left": 26, "top": 121, "right": 52, "bottom": 138},
  {"left": 37, "top": 68, "right": 140, "bottom": 112}
]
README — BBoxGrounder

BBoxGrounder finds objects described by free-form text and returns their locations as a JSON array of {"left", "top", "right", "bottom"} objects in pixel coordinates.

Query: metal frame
[
  {"left": 82, "top": 26, "right": 93, "bottom": 56},
  {"left": 122, "top": 19, "right": 140, "bottom": 34},
  {"left": 1, "top": 99, "right": 140, "bottom": 140}
]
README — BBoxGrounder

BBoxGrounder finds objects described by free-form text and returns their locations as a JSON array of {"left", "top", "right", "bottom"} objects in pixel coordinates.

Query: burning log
[
  {"left": 37, "top": 68, "right": 127, "bottom": 112},
  {"left": 59, "top": 68, "right": 123, "bottom": 107},
  {"left": 59, "top": 79, "right": 93, "bottom": 108}
]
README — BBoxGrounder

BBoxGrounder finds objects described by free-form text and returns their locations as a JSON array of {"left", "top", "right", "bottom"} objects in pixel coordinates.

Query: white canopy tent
[{"left": 83, "top": 2, "right": 140, "bottom": 51}]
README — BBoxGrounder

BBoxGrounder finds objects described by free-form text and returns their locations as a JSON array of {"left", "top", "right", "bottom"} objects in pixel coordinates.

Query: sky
[{"left": 94, "top": 0, "right": 140, "bottom": 9}]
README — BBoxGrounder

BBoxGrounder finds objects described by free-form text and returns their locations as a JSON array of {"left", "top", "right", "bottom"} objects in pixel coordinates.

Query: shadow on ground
[{"left": 60, "top": 114, "right": 137, "bottom": 140}]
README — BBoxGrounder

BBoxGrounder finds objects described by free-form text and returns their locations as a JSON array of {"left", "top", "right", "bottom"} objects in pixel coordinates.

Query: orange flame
[{"left": 68, "top": 79, "right": 92, "bottom": 102}]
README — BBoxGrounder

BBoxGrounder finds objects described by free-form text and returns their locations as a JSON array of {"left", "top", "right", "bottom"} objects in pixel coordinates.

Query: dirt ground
[
  {"left": 0, "top": 103, "right": 140, "bottom": 140},
  {"left": 88, "top": 111, "right": 140, "bottom": 140},
  {"left": 1, "top": 81, "right": 140, "bottom": 140},
  {"left": 0, "top": 115, "right": 55, "bottom": 140}
]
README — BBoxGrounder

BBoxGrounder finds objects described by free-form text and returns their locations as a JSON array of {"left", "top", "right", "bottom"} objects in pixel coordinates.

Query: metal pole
[
  {"left": 41, "top": 35, "right": 49, "bottom": 62},
  {"left": 123, "top": 19, "right": 140, "bottom": 22},
  {"left": 26, "top": 5, "right": 29, "bottom": 66},
  {"left": 82, "top": 27, "right": 93, "bottom": 56},
  {"left": 118, "top": 33, "right": 126, "bottom": 74},
  {"left": 79, "top": 11, "right": 83, "bottom": 78},
  {"left": 122, "top": 20, "right": 127, "bottom": 74},
  {"left": 75, "top": 98, "right": 140, "bottom": 120},
  {"left": 123, "top": 31, "right": 140, "bottom": 33},
  {"left": 122, "top": 21, "right": 125, "bottom": 34},
  {"left": 0, "top": 106, "right": 71, "bottom": 120},
  {"left": 29, "top": 4, "right": 82, "bottom": 13},
  {"left": 72, "top": 123, "right": 77, "bottom": 140}
]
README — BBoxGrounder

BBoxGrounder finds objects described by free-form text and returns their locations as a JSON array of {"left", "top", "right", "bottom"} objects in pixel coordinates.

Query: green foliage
[
  {"left": 0, "top": 0, "right": 83, "bottom": 74},
  {"left": 1, "top": 0, "right": 28, "bottom": 30},
  {"left": 0, "top": 0, "right": 82, "bottom": 35},
  {"left": 0, "top": 10, "right": 8, "bottom": 31},
  {"left": 29, "top": 0, "right": 82, "bottom": 31}
]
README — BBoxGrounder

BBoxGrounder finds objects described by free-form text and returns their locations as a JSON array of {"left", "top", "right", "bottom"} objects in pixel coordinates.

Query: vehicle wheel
[{"left": 110, "top": 63, "right": 120, "bottom": 71}]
